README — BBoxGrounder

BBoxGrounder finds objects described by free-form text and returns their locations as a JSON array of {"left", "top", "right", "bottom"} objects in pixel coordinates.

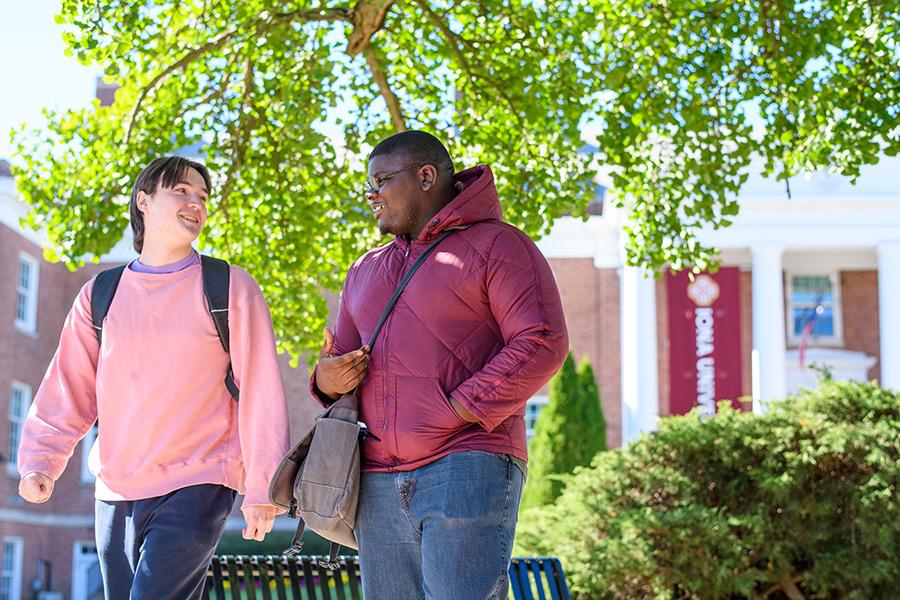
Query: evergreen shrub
[
  {"left": 520, "top": 353, "right": 606, "bottom": 511},
  {"left": 516, "top": 380, "right": 899, "bottom": 599}
]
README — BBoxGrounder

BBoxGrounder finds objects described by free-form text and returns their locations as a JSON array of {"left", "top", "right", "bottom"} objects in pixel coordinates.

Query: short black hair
[
  {"left": 129, "top": 156, "right": 212, "bottom": 252},
  {"left": 369, "top": 130, "right": 454, "bottom": 174}
]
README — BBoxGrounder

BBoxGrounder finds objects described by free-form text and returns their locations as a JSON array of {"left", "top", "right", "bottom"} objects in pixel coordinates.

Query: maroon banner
[{"left": 666, "top": 268, "right": 744, "bottom": 416}]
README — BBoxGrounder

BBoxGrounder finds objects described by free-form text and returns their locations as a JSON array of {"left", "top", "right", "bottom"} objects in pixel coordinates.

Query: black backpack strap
[
  {"left": 90, "top": 265, "right": 127, "bottom": 345},
  {"left": 200, "top": 255, "right": 240, "bottom": 402}
]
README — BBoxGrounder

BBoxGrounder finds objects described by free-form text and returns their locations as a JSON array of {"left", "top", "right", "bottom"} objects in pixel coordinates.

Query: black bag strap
[
  {"left": 91, "top": 265, "right": 127, "bottom": 346},
  {"left": 90, "top": 255, "right": 239, "bottom": 402},
  {"left": 365, "top": 229, "right": 456, "bottom": 349},
  {"left": 318, "top": 542, "right": 342, "bottom": 570},
  {"left": 200, "top": 255, "right": 240, "bottom": 402},
  {"left": 283, "top": 516, "right": 305, "bottom": 557}
]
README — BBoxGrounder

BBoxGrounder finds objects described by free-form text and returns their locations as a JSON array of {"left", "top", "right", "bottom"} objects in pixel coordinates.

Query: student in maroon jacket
[{"left": 312, "top": 130, "right": 568, "bottom": 600}]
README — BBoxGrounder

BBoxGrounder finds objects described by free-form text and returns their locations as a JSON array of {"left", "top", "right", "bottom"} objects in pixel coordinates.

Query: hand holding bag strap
[
  {"left": 328, "top": 228, "right": 457, "bottom": 414},
  {"left": 365, "top": 229, "right": 457, "bottom": 349}
]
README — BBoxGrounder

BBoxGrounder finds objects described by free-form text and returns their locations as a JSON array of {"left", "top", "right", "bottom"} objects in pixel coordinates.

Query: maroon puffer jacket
[{"left": 314, "top": 164, "right": 568, "bottom": 471}]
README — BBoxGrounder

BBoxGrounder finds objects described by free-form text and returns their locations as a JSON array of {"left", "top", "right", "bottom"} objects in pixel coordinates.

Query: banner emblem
[{"left": 687, "top": 275, "right": 720, "bottom": 307}]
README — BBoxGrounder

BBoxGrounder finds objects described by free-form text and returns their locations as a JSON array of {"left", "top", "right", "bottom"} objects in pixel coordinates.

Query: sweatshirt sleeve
[
  {"left": 309, "top": 265, "right": 363, "bottom": 407},
  {"left": 228, "top": 268, "right": 291, "bottom": 511},
  {"left": 18, "top": 280, "right": 99, "bottom": 480},
  {"left": 449, "top": 227, "right": 569, "bottom": 432}
]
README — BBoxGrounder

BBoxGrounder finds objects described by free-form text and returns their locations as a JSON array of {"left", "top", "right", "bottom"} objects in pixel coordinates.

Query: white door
[{"left": 71, "top": 542, "right": 102, "bottom": 600}]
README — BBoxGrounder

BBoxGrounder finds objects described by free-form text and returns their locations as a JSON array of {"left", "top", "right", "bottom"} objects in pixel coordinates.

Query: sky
[{"left": 0, "top": 3, "right": 100, "bottom": 160}]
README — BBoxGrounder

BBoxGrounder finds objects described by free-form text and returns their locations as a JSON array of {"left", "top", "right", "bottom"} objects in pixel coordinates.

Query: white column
[
  {"left": 620, "top": 265, "right": 659, "bottom": 444},
  {"left": 751, "top": 245, "right": 786, "bottom": 412},
  {"left": 877, "top": 243, "right": 900, "bottom": 390}
]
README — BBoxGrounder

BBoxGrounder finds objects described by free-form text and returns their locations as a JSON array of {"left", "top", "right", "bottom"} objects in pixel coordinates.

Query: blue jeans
[
  {"left": 355, "top": 450, "right": 525, "bottom": 600},
  {"left": 95, "top": 484, "right": 235, "bottom": 600}
]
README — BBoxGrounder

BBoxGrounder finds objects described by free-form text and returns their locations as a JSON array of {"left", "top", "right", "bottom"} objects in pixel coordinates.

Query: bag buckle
[
  {"left": 317, "top": 558, "right": 341, "bottom": 570},
  {"left": 358, "top": 420, "right": 381, "bottom": 442}
]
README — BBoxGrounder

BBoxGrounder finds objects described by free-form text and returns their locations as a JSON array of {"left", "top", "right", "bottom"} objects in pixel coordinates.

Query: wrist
[
  {"left": 312, "top": 372, "right": 341, "bottom": 402},
  {"left": 449, "top": 396, "right": 479, "bottom": 423}
]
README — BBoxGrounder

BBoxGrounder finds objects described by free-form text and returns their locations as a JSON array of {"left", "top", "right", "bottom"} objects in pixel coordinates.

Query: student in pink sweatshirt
[{"left": 17, "top": 156, "right": 290, "bottom": 600}]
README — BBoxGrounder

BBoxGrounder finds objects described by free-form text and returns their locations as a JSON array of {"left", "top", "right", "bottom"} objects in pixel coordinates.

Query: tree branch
[
  {"left": 761, "top": 573, "right": 806, "bottom": 599},
  {"left": 124, "top": 28, "right": 239, "bottom": 142},
  {"left": 271, "top": 6, "right": 352, "bottom": 25},
  {"left": 181, "top": 51, "right": 240, "bottom": 116},
  {"left": 123, "top": 7, "right": 353, "bottom": 143},
  {"left": 364, "top": 44, "right": 406, "bottom": 132},
  {"left": 218, "top": 56, "right": 256, "bottom": 219},
  {"left": 346, "top": 0, "right": 395, "bottom": 55},
  {"left": 414, "top": 0, "right": 525, "bottom": 130}
]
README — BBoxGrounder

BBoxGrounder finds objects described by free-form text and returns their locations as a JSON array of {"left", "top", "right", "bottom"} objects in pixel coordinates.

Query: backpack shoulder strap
[
  {"left": 200, "top": 255, "right": 240, "bottom": 402},
  {"left": 200, "top": 255, "right": 230, "bottom": 351},
  {"left": 90, "top": 265, "right": 127, "bottom": 345}
]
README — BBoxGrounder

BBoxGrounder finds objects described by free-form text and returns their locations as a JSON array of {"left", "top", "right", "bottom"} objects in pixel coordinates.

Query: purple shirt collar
[{"left": 129, "top": 251, "right": 200, "bottom": 274}]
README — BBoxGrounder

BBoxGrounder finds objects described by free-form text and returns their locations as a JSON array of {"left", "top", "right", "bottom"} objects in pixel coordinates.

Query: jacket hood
[{"left": 416, "top": 165, "right": 503, "bottom": 242}]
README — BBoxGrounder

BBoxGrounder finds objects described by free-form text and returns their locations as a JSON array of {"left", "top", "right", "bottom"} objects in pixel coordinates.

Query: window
[
  {"left": 7, "top": 383, "right": 32, "bottom": 476},
  {"left": 787, "top": 274, "right": 842, "bottom": 344},
  {"left": 0, "top": 537, "right": 23, "bottom": 600},
  {"left": 525, "top": 395, "right": 549, "bottom": 444},
  {"left": 15, "top": 253, "right": 39, "bottom": 334},
  {"left": 81, "top": 424, "right": 99, "bottom": 484}
]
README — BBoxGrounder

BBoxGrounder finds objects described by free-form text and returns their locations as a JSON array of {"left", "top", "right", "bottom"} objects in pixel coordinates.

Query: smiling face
[
  {"left": 366, "top": 153, "right": 434, "bottom": 238},
  {"left": 137, "top": 166, "right": 209, "bottom": 249}
]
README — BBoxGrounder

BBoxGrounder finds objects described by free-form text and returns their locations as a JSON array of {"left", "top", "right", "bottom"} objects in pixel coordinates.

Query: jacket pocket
[{"left": 393, "top": 375, "right": 468, "bottom": 460}]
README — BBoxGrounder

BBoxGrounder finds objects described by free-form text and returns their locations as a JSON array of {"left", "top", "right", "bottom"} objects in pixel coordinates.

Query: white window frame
[
  {"left": 14, "top": 252, "right": 40, "bottom": 336},
  {"left": 71, "top": 540, "right": 101, "bottom": 600},
  {"left": 80, "top": 424, "right": 99, "bottom": 484},
  {"left": 785, "top": 271, "right": 843, "bottom": 346},
  {"left": 6, "top": 382, "right": 32, "bottom": 477},
  {"left": 0, "top": 536, "right": 24, "bottom": 600},
  {"left": 525, "top": 395, "right": 550, "bottom": 444}
]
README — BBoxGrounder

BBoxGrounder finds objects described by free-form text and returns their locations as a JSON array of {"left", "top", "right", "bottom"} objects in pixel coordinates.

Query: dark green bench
[{"left": 206, "top": 555, "right": 571, "bottom": 600}]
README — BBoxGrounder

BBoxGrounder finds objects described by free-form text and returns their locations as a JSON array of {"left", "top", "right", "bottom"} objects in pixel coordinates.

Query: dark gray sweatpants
[{"left": 95, "top": 483, "right": 236, "bottom": 600}]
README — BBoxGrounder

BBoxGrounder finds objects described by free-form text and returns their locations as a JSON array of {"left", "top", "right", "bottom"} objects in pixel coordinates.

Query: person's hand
[
  {"left": 449, "top": 396, "right": 480, "bottom": 423},
  {"left": 19, "top": 472, "right": 54, "bottom": 503},
  {"left": 241, "top": 505, "right": 277, "bottom": 542},
  {"left": 315, "top": 328, "right": 370, "bottom": 400}
]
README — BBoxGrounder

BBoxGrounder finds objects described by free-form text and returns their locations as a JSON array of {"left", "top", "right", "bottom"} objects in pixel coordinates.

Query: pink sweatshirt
[{"left": 17, "top": 263, "right": 290, "bottom": 510}]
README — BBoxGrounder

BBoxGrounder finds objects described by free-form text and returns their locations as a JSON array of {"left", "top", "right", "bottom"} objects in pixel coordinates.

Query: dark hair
[
  {"left": 369, "top": 130, "right": 454, "bottom": 175},
  {"left": 129, "top": 156, "right": 212, "bottom": 252}
]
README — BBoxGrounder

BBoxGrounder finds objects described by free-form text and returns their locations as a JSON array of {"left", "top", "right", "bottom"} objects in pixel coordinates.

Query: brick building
[{"left": 1, "top": 153, "right": 897, "bottom": 598}]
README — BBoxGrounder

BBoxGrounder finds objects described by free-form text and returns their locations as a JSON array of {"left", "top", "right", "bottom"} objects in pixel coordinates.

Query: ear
[
  {"left": 419, "top": 165, "right": 438, "bottom": 192},
  {"left": 136, "top": 190, "right": 151, "bottom": 214}
]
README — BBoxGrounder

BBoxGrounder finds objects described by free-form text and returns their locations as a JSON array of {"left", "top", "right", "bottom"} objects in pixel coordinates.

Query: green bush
[
  {"left": 515, "top": 380, "right": 899, "bottom": 599},
  {"left": 520, "top": 353, "right": 606, "bottom": 511}
]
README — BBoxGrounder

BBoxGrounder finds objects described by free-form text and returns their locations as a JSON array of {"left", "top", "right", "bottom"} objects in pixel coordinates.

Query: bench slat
[{"left": 207, "top": 555, "right": 569, "bottom": 599}]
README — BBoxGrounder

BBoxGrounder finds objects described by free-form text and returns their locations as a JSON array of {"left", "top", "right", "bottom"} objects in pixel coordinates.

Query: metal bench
[{"left": 206, "top": 555, "right": 571, "bottom": 600}]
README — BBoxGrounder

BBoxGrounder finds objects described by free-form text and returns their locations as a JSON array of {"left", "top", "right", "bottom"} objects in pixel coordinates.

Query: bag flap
[{"left": 267, "top": 430, "right": 314, "bottom": 509}]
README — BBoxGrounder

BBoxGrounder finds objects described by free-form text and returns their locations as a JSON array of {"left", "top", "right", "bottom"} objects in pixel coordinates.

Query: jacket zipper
[{"left": 383, "top": 240, "right": 413, "bottom": 466}]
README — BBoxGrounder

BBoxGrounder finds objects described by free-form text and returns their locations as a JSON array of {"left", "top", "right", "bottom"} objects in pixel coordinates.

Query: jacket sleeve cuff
[
  {"left": 18, "top": 458, "right": 64, "bottom": 482},
  {"left": 309, "top": 367, "right": 337, "bottom": 408},
  {"left": 449, "top": 387, "right": 503, "bottom": 433},
  {"left": 240, "top": 499, "right": 286, "bottom": 516}
]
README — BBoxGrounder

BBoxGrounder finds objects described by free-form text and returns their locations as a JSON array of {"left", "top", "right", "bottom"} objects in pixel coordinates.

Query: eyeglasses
[{"left": 365, "top": 164, "right": 424, "bottom": 194}]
